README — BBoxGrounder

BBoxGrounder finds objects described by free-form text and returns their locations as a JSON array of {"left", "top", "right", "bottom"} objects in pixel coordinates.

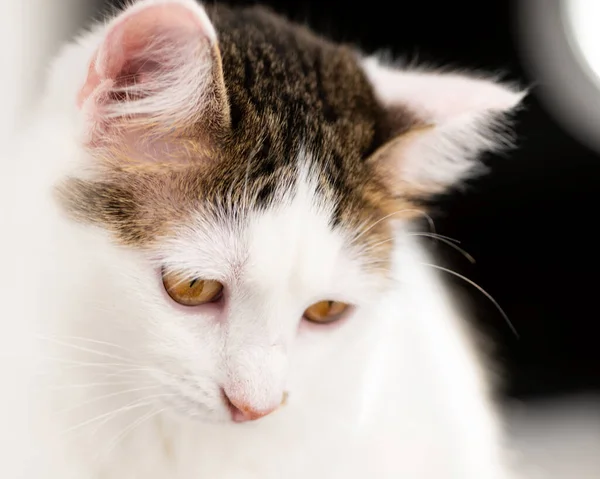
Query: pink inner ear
[
  {"left": 77, "top": 3, "right": 210, "bottom": 109},
  {"left": 77, "top": 54, "right": 102, "bottom": 109}
]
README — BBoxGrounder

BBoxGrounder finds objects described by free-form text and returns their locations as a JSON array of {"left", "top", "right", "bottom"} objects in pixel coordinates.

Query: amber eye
[
  {"left": 162, "top": 271, "right": 224, "bottom": 306},
  {"left": 303, "top": 300, "right": 349, "bottom": 324}
]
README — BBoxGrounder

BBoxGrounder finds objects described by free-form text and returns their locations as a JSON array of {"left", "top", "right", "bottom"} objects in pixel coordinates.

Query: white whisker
[
  {"left": 88, "top": 393, "right": 174, "bottom": 438},
  {"left": 412, "top": 232, "right": 461, "bottom": 244},
  {"left": 420, "top": 262, "right": 519, "bottom": 338},
  {"left": 61, "top": 392, "right": 173, "bottom": 437},
  {"left": 46, "top": 359, "right": 139, "bottom": 370},
  {"left": 51, "top": 380, "right": 142, "bottom": 391},
  {"left": 101, "top": 367, "right": 162, "bottom": 380},
  {"left": 37, "top": 336, "right": 132, "bottom": 363},
  {"left": 60, "top": 400, "right": 153, "bottom": 436},
  {"left": 39, "top": 335, "right": 130, "bottom": 352},
  {"left": 351, "top": 208, "right": 436, "bottom": 245},
  {"left": 57, "top": 385, "right": 161, "bottom": 415},
  {"left": 410, "top": 233, "right": 476, "bottom": 264},
  {"left": 102, "top": 407, "right": 165, "bottom": 460}
]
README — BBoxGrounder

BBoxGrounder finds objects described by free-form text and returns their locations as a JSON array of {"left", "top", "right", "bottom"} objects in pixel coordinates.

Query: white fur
[
  {"left": 78, "top": 0, "right": 219, "bottom": 146},
  {"left": 362, "top": 57, "right": 526, "bottom": 190},
  {"left": 2, "top": 167, "right": 517, "bottom": 478},
  {"left": 0, "top": 1, "right": 526, "bottom": 478}
]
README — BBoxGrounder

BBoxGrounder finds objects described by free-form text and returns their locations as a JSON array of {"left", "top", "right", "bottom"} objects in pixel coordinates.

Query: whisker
[
  {"left": 101, "top": 367, "right": 162, "bottom": 380},
  {"left": 57, "top": 385, "right": 161, "bottom": 415},
  {"left": 38, "top": 335, "right": 130, "bottom": 352},
  {"left": 51, "top": 380, "right": 142, "bottom": 391},
  {"left": 60, "top": 399, "right": 153, "bottom": 436},
  {"left": 102, "top": 407, "right": 165, "bottom": 460},
  {"left": 412, "top": 232, "right": 461, "bottom": 244},
  {"left": 44, "top": 358, "right": 139, "bottom": 370},
  {"left": 37, "top": 336, "right": 132, "bottom": 363},
  {"left": 410, "top": 233, "right": 476, "bottom": 264},
  {"left": 61, "top": 392, "right": 173, "bottom": 437},
  {"left": 361, "top": 237, "right": 394, "bottom": 252},
  {"left": 420, "top": 262, "right": 519, "bottom": 338},
  {"left": 351, "top": 208, "right": 436, "bottom": 245},
  {"left": 88, "top": 393, "right": 174, "bottom": 438}
]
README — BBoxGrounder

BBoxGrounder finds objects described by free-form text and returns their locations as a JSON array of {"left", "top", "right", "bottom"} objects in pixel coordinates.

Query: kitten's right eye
[{"left": 162, "top": 271, "right": 224, "bottom": 307}]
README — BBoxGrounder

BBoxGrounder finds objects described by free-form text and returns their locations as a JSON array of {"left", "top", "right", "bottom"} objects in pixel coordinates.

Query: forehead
[
  {"left": 60, "top": 146, "right": 400, "bottom": 281},
  {"left": 57, "top": 5, "right": 420, "bottom": 277},
  {"left": 162, "top": 169, "right": 364, "bottom": 294}
]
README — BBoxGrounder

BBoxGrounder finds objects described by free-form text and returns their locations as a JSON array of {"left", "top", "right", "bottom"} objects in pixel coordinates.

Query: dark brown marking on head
[{"left": 58, "top": 4, "right": 423, "bottom": 276}]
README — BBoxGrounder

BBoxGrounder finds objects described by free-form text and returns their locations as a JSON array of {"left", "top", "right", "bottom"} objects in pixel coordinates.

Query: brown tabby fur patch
[{"left": 58, "top": 4, "right": 423, "bottom": 276}]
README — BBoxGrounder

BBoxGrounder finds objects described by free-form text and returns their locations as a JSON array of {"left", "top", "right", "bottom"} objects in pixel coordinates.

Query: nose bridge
[
  {"left": 226, "top": 294, "right": 294, "bottom": 351},
  {"left": 225, "top": 340, "right": 287, "bottom": 387},
  {"left": 220, "top": 292, "right": 293, "bottom": 411},
  {"left": 223, "top": 304, "right": 289, "bottom": 405}
]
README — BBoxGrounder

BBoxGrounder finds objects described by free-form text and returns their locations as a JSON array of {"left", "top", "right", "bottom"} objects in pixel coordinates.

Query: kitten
[{"left": 1, "top": 0, "right": 526, "bottom": 477}]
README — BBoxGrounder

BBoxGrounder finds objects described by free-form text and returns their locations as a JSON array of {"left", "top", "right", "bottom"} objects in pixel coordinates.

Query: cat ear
[
  {"left": 362, "top": 57, "right": 526, "bottom": 196},
  {"left": 78, "top": 0, "right": 229, "bottom": 152}
]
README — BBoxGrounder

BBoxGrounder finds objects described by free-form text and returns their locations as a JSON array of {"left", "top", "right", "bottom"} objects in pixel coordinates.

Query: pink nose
[{"left": 225, "top": 394, "right": 279, "bottom": 423}]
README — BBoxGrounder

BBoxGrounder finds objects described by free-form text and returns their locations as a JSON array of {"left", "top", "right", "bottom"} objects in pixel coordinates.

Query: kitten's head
[{"left": 52, "top": 0, "right": 523, "bottom": 423}]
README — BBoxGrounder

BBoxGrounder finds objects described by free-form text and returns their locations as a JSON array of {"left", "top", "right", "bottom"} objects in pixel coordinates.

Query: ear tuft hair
[
  {"left": 362, "top": 56, "right": 527, "bottom": 195},
  {"left": 78, "top": 0, "right": 229, "bottom": 153}
]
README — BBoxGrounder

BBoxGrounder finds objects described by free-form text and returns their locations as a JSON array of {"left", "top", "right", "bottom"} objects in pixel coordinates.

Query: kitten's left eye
[
  {"left": 162, "top": 271, "right": 223, "bottom": 306},
  {"left": 303, "top": 301, "right": 349, "bottom": 324}
]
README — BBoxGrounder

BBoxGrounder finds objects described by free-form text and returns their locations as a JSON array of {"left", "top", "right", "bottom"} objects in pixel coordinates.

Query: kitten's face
[
  {"left": 52, "top": 0, "right": 522, "bottom": 423},
  {"left": 124, "top": 167, "right": 385, "bottom": 423}
]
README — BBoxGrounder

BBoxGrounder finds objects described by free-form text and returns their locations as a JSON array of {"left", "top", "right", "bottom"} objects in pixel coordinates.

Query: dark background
[{"left": 98, "top": 0, "right": 600, "bottom": 401}]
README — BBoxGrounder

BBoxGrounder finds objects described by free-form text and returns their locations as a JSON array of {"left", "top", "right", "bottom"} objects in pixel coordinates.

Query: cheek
[
  {"left": 289, "top": 310, "right": 356, "bottom": 384},
  {"left": 148, "top": 316, "right": 223, "bottom": 375},
  {"left": 292, "top": 306, "right": 372, "bottom": 375},
  {"left": 287, "top": 329, "right": 347, "bottom": 399}
]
